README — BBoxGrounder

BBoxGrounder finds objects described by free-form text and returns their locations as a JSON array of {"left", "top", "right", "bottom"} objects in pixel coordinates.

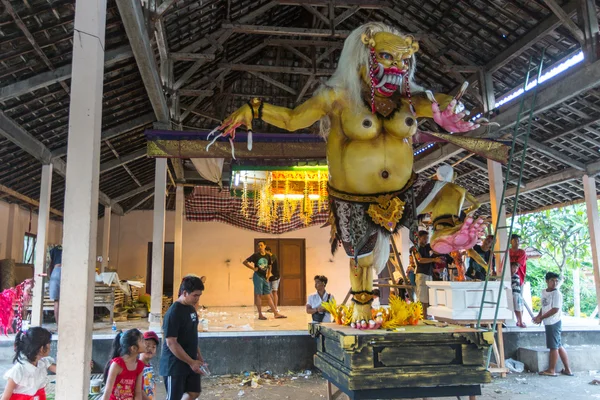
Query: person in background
[
  {"left": 411, "top": 231, "right": 442, "bottom": 318},
  {"left": 509, "top": 234, "right": 527, "bottom": 285},
  {"left": 306, "top": 275, "right": 335, "bottom": 323},
  {"left": 48, "top": 245, "right": 63, "bottom": 327},
  {"left": 160, "top": 275, "right": 207, "bottom": 400},
  {"left": 371, "top": 289, "right": 381, "bottom": 309},
  {"left": 534, "top": 272, "right": 573, "bottom": 377},
  {"left": 466, "top": 235, "right": 495, "bottom": 281},
  {"left": 243, "top": 241, "right": 286, "bottom": 320},
  {"left": 103, "top": 329, "right": 145, "bottom": 400},
  {"left": 1, "top": 327, "right": 56, "bottom": 400},
  {"left": 510, "top": 262, "right": 526, "bottom": 328},
  {"left": 265, "top": 246, "right": 281, "bottom": 313},
  {"left": 140, "top": 331, "right": 159, "bottom": 400}
]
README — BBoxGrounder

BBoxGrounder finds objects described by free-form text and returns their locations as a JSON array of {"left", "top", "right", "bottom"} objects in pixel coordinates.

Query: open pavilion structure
[{"left": 1, "top": 0, "right": 600, "bottom": 397}]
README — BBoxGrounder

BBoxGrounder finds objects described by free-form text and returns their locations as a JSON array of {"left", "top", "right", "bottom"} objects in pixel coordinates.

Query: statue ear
[
  {"left": 361, "top": 30, "right": 376, "bottom": 48},
  {"left": 411, "top": 41, "right": 419, "bottom": 53}
]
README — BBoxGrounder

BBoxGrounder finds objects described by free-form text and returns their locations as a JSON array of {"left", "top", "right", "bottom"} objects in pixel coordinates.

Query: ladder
[{"left": 475, "top": 51, "right": 546, "bottom": 368}]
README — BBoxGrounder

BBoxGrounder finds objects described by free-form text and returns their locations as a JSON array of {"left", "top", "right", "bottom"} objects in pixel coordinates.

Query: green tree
[{"left": 513, "top": 204, "right": 597, "bottom": 317}]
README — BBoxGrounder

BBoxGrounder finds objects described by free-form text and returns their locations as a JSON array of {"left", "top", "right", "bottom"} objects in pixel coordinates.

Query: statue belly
[{"left": 329, "top": 135, "right": 414, "bottom": 194}]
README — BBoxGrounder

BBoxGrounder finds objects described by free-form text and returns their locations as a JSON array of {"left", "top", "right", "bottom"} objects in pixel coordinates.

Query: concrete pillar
[
  {"left": 31, "top": 164, "right": 53, "bottom": 327},
  {"left": 173, "top": 185, "right": 184, "bottom": 300},
  {"left": 55, "top": 0, "right": 107, "bottom": 397},
  {"left": 149, "top": 158, "right": 167, "bottom": 330},
  {"left": 101, "top": 206, "right": 111, "bottom": 273},
  {"left": 487, "top": 160, "right": 509, "bottom": 277},
  {"left": 582, "top": 175, "right": 600, "bottom": 324},
  {"left": 6, "top": 203, "right": 20, "bottom": 261}
]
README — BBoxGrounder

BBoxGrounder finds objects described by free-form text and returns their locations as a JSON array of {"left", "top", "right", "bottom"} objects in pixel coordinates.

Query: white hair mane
[{"left": 317, "top": 22, "right": 423, "bottom": 138}]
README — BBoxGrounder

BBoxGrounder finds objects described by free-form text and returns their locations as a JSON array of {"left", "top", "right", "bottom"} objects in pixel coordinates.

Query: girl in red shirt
[{"left": 102, "top": 329, "right": 145, "bottom": 400}]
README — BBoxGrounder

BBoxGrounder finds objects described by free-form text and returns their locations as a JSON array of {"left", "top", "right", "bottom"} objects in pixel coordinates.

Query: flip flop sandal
[
  {"left": 258, "top": 316, "right": 267, "bottom": 320},
  {"left": 274, "top": 315, "right": 287, "bottom": 319},
  {"left": 560, "top": 369, "right": 574, "bottom": 376},
  {"left": 539, "top": 371, "right": 558, "bottom": 377}
]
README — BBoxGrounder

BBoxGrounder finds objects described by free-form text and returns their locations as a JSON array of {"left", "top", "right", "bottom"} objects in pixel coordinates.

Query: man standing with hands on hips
[{"left": 244, "top": 241, "right": 287, "bottom": 320}]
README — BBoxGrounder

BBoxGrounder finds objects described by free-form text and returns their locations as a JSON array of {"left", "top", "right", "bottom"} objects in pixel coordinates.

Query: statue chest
[{"left": 338, "top": 105, "right": 417, "bottom": 141}]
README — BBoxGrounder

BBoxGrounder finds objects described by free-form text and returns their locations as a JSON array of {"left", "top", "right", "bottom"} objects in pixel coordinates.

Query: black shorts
[{"left": 164, "top": 372, "right": 201, "bottom": 400}]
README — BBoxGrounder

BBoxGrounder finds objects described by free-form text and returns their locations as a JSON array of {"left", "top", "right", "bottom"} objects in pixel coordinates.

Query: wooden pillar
[
  {"left": 173, "top": 184, "right": 184, "bottom": 300},
  {"left": 579, "top": 0, "right": 599, "bottom": 62},
  {"left": 55, "top": 0, "right": 106, "bottom": 396},
  {"left": 6, "top": 203, "right": 20, "bottom": 261},
  {"left": 31, "top": 164, "right": 53, "bottom": 327},
  {"left": 149, "top": 158, "right": 167, "bottom": 330},
  {"left": 101, "top": 206, "right": 111, "bottom": 273},
  {"left": 488, "top": 160, "right": 509, "bottom": 278},
  {"left": 583, "top": 175, "right": 600, "bottom": 324}
]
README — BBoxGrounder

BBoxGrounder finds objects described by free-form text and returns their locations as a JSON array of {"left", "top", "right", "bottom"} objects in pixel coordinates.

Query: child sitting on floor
[
  {"left": 103, "top": 329, "right": 145, "bottom": 400},
  {"left": 140, "top": 331, "right": 159, "bottom": 400},
  {"left": 1, "top": 327, "right": 56, "bottom": 400}
]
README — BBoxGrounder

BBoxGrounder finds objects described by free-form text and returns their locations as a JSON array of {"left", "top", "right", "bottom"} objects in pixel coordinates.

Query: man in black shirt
[
  {"left": 160, "top": 275, "right": 206, "bottom": 400},
  {"left": 243, "top": 241, "right": 287, "bottom": 320},
  {"left": 410, "top": 231, "right": 443, "bottom": 317},
  {"left": 466, "top": 235, "right": 495, "bottom": 280},
  {"left": 265, "top": 246, "right": 281, "bottom": 312}
]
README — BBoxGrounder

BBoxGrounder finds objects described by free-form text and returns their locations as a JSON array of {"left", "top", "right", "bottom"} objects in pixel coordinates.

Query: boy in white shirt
[{"left": 533, "top": 272, "right": 573, "bottom": 377}]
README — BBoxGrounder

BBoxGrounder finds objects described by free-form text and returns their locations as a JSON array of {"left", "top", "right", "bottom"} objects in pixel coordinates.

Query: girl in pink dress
[{"left": 102, "top": 329, "right": 145, "bottom": 400}]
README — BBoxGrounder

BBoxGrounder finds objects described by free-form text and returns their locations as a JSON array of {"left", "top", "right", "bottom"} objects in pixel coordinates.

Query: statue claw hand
[
  {"left": 432, "top": 99, "right": 480, "bottom": 133},
  {"left": 205, "top": 104, "right": 254, "bottom": 158},
  {"left": 430, "top": 217, "right": 486, "bottom": 254}
]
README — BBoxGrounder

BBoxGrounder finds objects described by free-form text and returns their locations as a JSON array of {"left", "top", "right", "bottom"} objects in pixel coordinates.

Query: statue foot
[
  {"left": 430, "top": 216, "right": 486, "bottom": 254},
  {"left": 349, "top": 303, "right": 381, "bottom": 329}
]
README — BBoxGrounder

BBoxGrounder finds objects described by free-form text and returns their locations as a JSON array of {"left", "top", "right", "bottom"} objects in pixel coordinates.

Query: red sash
[{"left": 10, "top": 388, "right": 46, "bottom": 400}]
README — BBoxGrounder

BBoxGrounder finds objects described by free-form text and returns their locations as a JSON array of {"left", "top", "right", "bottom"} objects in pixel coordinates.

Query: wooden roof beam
[
  {"left": 100, "top": 149, "right": 147, "bottom": 174},
  {"left": 0, "top": 183, "right": 63, "bottom": 217},
  {"left": 220, "top": 63, "right": 335, "bottom": 75},
  {"left": 473, "top": 158, "right": 600, "bottom": 205},
  {"left": 542, "top": 0, "right": 585, "bottom": 44},
  {"left": 173, "top": 1, "right": 279, "bottom": 90},
  {"left": 222, "top": 23, "right": 351, "bottom": 38},
  {"left": 170, "top": 53, "right": 216, "bottom": 62},
  {"left": 0, "top": 48, "right": 133, "bottom": 102},
  {"left": 116, "top": 0, "right": 185, "bottom": 184},
  {"left": 247, "top": 71, "right": 297, "bottom": 95},
  {"left": 178, "top": 89, "right": 215, "bottom": 97},
  {"left": 0, "top": 111, "right": 124, "bottom": 215},
  {"left": 113, "top": 182, "right": 154, "bottom": 203},
  {"left": 277, "top": 0, "right": 387, "bottom": 9},
  {"left": 51, "top": 113, "right": 155, "bottom": 158},
  {"left": 414, "top": 57, "right": 600, "bottom": 172},
  {"left": 265, "top": 38, "right": 343, "bottom": 48},
  {"left": 0, "top": 0, "right": 70, "bottom": 96}
]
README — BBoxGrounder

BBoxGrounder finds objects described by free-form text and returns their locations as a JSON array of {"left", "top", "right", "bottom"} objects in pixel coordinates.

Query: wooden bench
[{"left": 23, "top": 285, "right": 115, "bottom": 325}]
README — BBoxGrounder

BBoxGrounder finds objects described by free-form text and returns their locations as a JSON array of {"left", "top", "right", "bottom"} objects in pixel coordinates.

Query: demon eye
[{"left": 379, "top": 52, "right": 393, "bottom": 61}]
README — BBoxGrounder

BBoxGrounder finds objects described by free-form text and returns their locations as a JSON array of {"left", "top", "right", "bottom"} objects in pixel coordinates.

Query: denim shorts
[
  {"left": 49, "top": 266, "right": 61, "bottom": 300},
  {"left": 252, "top": 273, "right": 271, "bottom": 295},
  {"left": 545, "top": 320, "right": 562, "bottom": 349}
]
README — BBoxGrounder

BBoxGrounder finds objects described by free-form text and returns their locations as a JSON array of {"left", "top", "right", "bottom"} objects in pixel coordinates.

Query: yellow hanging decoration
[
  {"left": 256, "top": 173, "right": 274, "bottom": 227},
  {"left": 241, "top": 179, "right": 250, "bottom": 218}
]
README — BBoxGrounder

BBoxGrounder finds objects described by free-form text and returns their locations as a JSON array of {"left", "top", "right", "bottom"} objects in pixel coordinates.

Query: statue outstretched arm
[
  {"left": 467, "top": 248, "right": 489, "bottom": 273},
  {"left": 216, "top": 89, "right": 338, "bottom": 137},
  {"left": 411, "top": 93, "right": 453, "bottom": 119},
  {"left": 464, "top": 191, "right": 480, "bottom": 215}
]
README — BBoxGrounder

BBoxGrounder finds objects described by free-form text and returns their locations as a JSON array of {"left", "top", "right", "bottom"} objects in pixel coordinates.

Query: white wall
[{"left": 98, "top": 211, "right": 351, "bottom": 306}]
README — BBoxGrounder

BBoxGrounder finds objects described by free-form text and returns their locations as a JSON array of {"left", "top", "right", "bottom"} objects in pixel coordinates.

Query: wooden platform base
[{"left": 311, "top": 322, "right": 493, "bottom": 397}]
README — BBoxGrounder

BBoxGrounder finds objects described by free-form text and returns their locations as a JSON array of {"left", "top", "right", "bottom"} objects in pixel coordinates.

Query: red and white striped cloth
[{"left": 186, "top": 186, "right": 329, "bottom": 234}]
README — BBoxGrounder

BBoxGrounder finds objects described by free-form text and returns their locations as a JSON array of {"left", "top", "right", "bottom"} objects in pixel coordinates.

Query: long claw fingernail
[
  {"left": 230, "top": 138, "right": 236, "bottom": 159},
  {"left": 247, "top": 130, "right": 253, "bottom": 151},
  {"left": 425, "top": 90, "right": 437, "bottom": 104},
  {"left": 206, "top": 133, "right": 223, "bottom": 151},
  {"left": 207, "top": 126, "right": 220, "bottom": 140}
]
